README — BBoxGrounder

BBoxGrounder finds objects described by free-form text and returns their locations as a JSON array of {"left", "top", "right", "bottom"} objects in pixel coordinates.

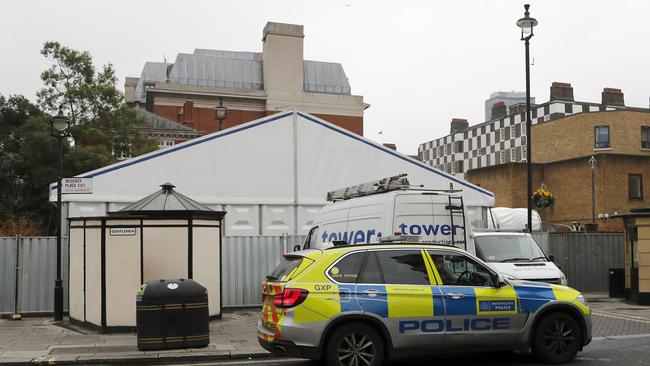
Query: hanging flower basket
[{"left": 531, "top": 185, "right": 554, "bottom": 210}]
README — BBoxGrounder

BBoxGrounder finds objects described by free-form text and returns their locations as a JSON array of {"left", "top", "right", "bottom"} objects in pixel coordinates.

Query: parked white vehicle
[
  {"left": 472, "top": 230, "right": 567, "bottom": 285},
  {"left": 302, "top": 174, "right": 567, "bottom": 285},
  {"left": 302, "top": 174, "right": 481, "bottom": 254}
]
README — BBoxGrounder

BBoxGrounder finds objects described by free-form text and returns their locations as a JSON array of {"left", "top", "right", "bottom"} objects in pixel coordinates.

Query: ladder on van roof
[
  {"left": 326, "top": 173, "right": 462, "bottom": 202},
  {"left": 446, "top": 195, "right": 468, "bottom": 250}
]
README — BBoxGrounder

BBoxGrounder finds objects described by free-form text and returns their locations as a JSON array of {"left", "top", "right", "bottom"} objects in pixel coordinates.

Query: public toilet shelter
[
  {"left": 614, "top": 207, "right": 650, "bottom": 305},
  {"left": 68, "top": 183, "right": 225, "bottom": 331}
]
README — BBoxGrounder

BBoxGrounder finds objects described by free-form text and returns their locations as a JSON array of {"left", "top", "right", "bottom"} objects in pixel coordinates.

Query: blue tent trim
[
  {"left": 52, "top": 111, "right": 493, "bottom": 198},
  {"left": 297, "top": 112, "right": 493, "bottom": 198}
]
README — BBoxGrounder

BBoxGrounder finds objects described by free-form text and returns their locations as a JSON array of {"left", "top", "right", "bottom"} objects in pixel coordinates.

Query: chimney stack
[
  {"left": 450, "top": 118, "right": 469, "bottom": 134},
  {"left": 491, "top": 102, "right": 507, "bottom": 120},
  {"left": 509, "top": 103, "right": 528, "bottom": 115},
  {"left": 602, "top": 87, "right": 625, "bottom": 106},
  {"left": 181, "top": 99, "right": 194, "bottom": 127},
  {"left": 262, "top": 22, "right": 304, "bottom": 93},
  {"left": 382, "top": 143, "right": 397, "bottom": 151},
  {"left": 550, "top": 82, "right": 574, "bottom": 101}
]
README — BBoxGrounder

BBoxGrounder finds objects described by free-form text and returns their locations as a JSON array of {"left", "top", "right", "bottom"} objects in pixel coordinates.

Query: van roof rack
[{"left": 326, "top": 174, "right": 462, "bottom": 202}]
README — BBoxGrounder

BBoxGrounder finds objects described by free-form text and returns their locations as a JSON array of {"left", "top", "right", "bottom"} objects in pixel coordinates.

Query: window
[
  {"left": 358, "top": 252, "right": 383, "bottom": 283},
  {"left": 305, "top": 226, "right": 320, "bottom": 249},
  {"left": 329, "top": 252, "right": 365, "bottom": 283},
  {"left": 595, "top": 126, "right": 610, "bottom": 149},
  {"left": 270, "top": 256, "right": 313, "bottom": 282},
  {"left": 429, "top": 252, "right": 495, "bottom": 287},
  {"left": 158, "top": 139, "right": 175, "bottom": 149},
  {"left": 375, "top": 250, "right": 430, "bottom": 285},
  {"left": 455, "top": 141, "right": 464, "bottom": 153},
  {"left": 629, "top": 174, "right": 643, "bottom": 199},
  {"left": 642, "top": 126, "right": 650, "bottom": 149},
  {"left": 455, "top": 160, "right": 464, "bottom": 174},
  {"left": 142, "top": 82, "right": 155, "bottom": 99}
]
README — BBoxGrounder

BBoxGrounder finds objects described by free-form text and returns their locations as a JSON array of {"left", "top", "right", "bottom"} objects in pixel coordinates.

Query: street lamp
[
  {"left": 50, "top": 106, "right": 70, "bottom": 321},
  {"left": 517, "top": 4, "right": 537, "bottom": 232},
  {"left": 215, "top": 97, "right": 227, "bottom": 131},
  {"left": 589, "top": 156, "right": 597, "bottom": 225}
]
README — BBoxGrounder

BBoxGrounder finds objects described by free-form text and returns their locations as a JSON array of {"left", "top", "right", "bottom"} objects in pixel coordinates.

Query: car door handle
[
  {"left": 445, "top": 292, "right": 465, "bottom": 299},
  {"left": 362, "top": 289, "right": 381, "bottom": 297}
]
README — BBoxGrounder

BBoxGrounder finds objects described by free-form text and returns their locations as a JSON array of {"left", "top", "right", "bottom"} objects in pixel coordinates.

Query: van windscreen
[{"left": 474, "top": 235, "right": 546, "bottom": 263}]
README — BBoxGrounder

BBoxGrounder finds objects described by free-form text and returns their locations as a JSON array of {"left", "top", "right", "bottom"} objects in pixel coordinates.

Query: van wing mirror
[
  {"left": 548, "top": 254, "right": 555, "bottom": 262},
  {"left": 293, "top": 244, "right": 302, "bottom": 252}
]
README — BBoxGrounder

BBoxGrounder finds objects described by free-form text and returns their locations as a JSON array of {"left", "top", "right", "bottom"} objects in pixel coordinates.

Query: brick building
[
  {"left": 462, "top": 85, "right": 650, "bottom": 230},
  {"left": 124, "top": 22, "right": 367, "bottom": 146}
]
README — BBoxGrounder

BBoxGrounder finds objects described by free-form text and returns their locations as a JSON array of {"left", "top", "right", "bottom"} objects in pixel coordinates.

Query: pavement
[{"left": 1, "top": 294, "right": 650, "bottom": 365}]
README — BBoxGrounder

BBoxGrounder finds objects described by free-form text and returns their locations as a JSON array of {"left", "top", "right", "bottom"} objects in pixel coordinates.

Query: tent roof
[{"left": 52, "top": 112, "right": 493, "bottom": 208}]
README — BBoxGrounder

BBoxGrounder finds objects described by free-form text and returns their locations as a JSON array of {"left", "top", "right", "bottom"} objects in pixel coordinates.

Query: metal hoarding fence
[
  {"left": 0, "top": 235, "right": 305, "bottom": 313},
  {"left": 548, "top": 232, "right": 624, "bottom": 293},
  {"left": 221, "top": 235, "right": 306, "bottom": 307},
  {"left": 0, "top": 236, "right": 69, "bottom": 315}
]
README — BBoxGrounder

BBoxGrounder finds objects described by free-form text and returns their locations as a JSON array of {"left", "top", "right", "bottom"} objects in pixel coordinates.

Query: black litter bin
[
  {"left": 609, "top": 268, "right": 625, "bottom": 298},
  {"left": 136, "top": 279, "right": 209, "bottom": 350}
]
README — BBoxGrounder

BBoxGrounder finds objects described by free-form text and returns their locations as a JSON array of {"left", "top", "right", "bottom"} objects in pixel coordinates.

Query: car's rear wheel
[
  {"left": 325, "top": 323, "right": 385, "bottom": 366},
  {"left": 532, "top": 312, "right": 581, "bottom": 364}
]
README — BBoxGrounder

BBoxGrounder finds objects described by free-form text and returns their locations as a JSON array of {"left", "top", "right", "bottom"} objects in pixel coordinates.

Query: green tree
[
  {"left": 37, "top": 41, "right": 155, "bottom": 159},
  {"left": 0, "top": 95, "right": 61, "bottom": 233},
  {"left": 0, "top": 42, "right": 156, "bottom": 234},
  {"left": 37, "top": 41, "right": 122, "bottom": 126}
]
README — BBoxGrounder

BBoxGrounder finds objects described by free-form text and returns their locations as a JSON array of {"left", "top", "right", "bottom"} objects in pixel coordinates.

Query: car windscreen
[
  {"left": 267, "top": 256, "right": 314, "bottom": 282},
  {"left": 474, "top": 235, "right": 546, "bottom": 263}
]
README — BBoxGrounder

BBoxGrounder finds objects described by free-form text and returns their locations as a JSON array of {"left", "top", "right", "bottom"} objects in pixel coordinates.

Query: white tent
[{"left": 51, "top": 112, "right": 494, "bottom": 235}]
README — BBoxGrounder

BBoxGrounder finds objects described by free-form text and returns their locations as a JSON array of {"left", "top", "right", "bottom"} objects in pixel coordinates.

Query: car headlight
[{"left": 576, "top": 294, "right": 588, "bottom": 307}]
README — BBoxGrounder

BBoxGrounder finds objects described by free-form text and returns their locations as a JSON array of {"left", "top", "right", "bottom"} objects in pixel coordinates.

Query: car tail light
[{"left": 272, "top": 288, "right": 309, "bottom": 308}]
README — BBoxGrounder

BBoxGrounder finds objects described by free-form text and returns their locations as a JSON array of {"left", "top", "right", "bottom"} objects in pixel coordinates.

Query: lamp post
[
  {"left": 517, "top": 4, "right": 537, "bottom": 232},
  {"left": 215, "top": 97, "right": 227, "bottom": 131},
  {"left": 50, "top": 106, "right": 70, "bottom": 321},
  {"left": 589, "top": 156, "right": 597, "bottom": 225}
]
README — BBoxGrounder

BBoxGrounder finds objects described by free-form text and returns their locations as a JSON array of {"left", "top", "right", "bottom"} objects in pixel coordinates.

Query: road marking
[
  {"left": 167, "top": 358, "right": 304, "bottom": 366},
  {"left": 593, "top": 333, "right": 650, "bottom": 341},
  {"left": 592, "top": 311, "right": 650, "bottom": 324},
  {"left": 575, "top": 356, "right": 613, "bottom": 362}
]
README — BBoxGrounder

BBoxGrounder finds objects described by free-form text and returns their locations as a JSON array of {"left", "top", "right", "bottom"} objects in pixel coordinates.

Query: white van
[
  {"left": 302, "top": 174, "right": 567, "bottom": 285},
  {"left": 472, "top": 231, "right": 567, "bottom": 285},
  {"left": 302, "top": 174, "right": 485, "bottom": 254}
]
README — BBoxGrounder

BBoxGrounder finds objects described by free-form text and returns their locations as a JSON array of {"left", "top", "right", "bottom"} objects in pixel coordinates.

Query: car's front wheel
[
  {"left": 325, "top": 323, "right": 385, "bottom": 366},
  {"left": 532, "top": 312, "right": 582, "bottom": 364}
]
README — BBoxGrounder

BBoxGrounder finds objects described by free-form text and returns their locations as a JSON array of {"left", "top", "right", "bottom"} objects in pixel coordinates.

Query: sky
[{"left": 2, "top": 0, "right": 649, "bottom": 155}]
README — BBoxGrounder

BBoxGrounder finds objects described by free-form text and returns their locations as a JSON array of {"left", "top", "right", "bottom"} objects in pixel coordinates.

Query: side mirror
[
  {"left": 494, "top": 273, "right": 508, "bottom": 288},
  {"left": 548, "top": 254, "right": 555, "bottom": 262},
  {"left": 293, "top": 244, "right": 301, "bottom": 252}
]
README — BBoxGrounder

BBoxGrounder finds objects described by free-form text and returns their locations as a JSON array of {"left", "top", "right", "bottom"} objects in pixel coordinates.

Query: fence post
[{"left": 12, "top": 234, "right": 21, "bottom": 320}]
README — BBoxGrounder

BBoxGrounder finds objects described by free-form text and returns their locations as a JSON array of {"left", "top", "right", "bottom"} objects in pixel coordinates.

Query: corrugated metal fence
[
  {"left": 2, "top": 233, "right": 623, "bottom": 311},
  {"left": 222, "top": 235, "right": 305, "bottom": 307},
  {"left": 0, "top": 235, "right": 304, "bottom": 313},
  {"left": 548, "top": 233, "right": 624, "bottom": 293},
  {"left": 0, "top": 236, "right": 69, "bottom": 314}
]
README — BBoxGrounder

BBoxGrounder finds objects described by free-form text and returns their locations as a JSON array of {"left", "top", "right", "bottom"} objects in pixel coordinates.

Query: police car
[{"left": 258, "top": 241, "right": 591, "bottom": 365}]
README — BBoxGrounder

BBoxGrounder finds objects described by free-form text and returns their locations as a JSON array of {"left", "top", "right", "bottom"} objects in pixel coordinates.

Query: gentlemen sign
[
  {"left": 109, "top": 228, "right": 136, "bottom": 236},
  {"left": 62, "top": 178, "right": 92, "bottom": 194}
]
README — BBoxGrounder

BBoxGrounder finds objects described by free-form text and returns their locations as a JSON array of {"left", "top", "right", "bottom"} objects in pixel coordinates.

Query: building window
[
  {"left": 455, "top": 141, "right": 463, "bottom": 153},
  {"left": 455, "top": 161, "right": 464, "bottom": 174},
  {"left": 500, "top": 150, "right": 506, "bottom": 164},
  {"left": 594, "top": 126, "right": 610, "bottom": 149},
  {"left": 158, "top": 139, "right": 175, "bottom": 149},
  {"left": 642, "top": 126, "right": 650, "bottom": 149},
  {"left": 628, "top": 174, "right": 643, "bottom": 199}
]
